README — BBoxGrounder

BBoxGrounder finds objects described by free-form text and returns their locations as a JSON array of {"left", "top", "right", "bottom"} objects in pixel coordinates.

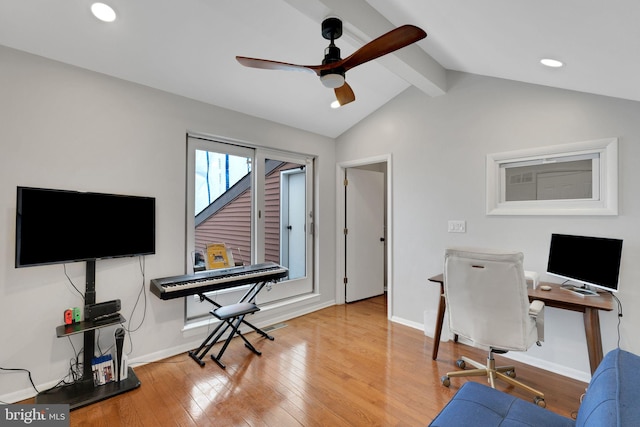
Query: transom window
[{"left": 486, "top": 138, "right": 618, "bottom": 215}]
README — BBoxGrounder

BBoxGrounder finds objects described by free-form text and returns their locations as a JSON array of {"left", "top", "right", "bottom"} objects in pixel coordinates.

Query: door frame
[{"left": 336, "top": 154, "right": 393, "bottom": 319}]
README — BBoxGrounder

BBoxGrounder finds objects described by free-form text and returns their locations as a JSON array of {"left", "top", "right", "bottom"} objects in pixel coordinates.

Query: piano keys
[{"left": 150, "top": 262, "right": 288, "bottom": 300}]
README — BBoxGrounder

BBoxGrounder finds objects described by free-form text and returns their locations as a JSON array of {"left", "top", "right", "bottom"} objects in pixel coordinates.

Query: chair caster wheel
[
  {"left": 441, "top": 376, "right": 451, "bottom": 387},
  {"left": 534, "top": 397, "right": 546, "bottom": 408},
  {"left": 456, "top": 359, "right": 466, "bottom": 369},
  {"left": 506, "top": 370, "right": 516, "bottom": 378}
]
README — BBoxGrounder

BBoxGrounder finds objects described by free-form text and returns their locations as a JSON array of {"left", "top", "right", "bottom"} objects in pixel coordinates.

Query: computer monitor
[{"left": 546, "top": 233, "right": 622, "bottom": 293}]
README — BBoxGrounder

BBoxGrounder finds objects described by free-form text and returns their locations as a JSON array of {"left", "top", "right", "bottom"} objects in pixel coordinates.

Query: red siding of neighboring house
[
  {"left": 264, "top": 166, "right": 282, "bottom": 263},
  {"left": 195, "top": 188, "right": 251, "bottom": 265}
]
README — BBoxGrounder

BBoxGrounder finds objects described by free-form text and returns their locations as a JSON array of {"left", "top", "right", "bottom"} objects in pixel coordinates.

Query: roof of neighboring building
[{"left": 195, "top": 159, "right": 283, "bottom": 227}]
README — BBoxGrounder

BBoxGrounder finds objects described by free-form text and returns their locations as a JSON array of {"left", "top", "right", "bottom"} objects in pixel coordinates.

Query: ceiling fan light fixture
[
  {"left": 236, "top": 20, "right": 426, "bottom": 106},
  {"left": 320, "top": 73, "right": 345, "bottom": 89},
  {"left": 91, "top": 3, "right": 117, "bottom": 22},
  {"left": 330, "top": 100, "right": 341, "bottom": 109}
]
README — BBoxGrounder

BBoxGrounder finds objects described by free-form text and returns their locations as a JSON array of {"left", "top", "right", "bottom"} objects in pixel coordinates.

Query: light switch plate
[{"left": 448, "top": 220, "right": 466, "bottom": 233}]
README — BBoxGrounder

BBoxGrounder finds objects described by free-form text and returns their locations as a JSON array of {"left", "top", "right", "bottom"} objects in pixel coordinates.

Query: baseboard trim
[{"left": 391, "top": 316, "right": 592, "bottom": 383}]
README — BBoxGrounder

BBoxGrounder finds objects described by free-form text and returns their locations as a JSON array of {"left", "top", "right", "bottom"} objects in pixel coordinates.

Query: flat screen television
[
  {"left": 16, "top": 186, "right": 156, "bottom": 267},
  {"left": 546, "top": 233, "right": 623, "bottom": 293}
]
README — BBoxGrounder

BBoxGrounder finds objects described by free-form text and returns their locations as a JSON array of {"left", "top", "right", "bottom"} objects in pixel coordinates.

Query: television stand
[
  {"left": 36, "top": 368, "right": 140, "bottom": 409},
  {"left": 35, "top": 260, "right": 140, "bottom": 409}
]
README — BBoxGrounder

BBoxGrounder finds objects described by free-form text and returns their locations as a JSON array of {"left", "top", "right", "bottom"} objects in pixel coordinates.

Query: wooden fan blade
[
  {"left": 335, "top": 82, "right": 355, "bottom": 106},
  {"left": 340, "top": 25, "right": 426, "bottom": 72},
  {"left": 236, "top": 56, "right": 318, "bottom": 74}
]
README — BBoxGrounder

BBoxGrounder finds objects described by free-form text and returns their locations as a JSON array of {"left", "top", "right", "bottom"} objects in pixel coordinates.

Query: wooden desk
[{"left": 427, "top": 274, "right": 614, "bottom": 374}]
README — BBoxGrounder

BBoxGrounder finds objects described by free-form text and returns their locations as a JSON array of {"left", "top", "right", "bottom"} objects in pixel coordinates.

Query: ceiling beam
[{"left": 284, "top": 0, "right": 447, "bottom": 97}]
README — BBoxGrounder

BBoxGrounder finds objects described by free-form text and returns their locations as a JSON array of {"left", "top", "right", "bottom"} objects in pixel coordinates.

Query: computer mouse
[{"left": 540, "top": 285, "right": 552, "bottom": 291}]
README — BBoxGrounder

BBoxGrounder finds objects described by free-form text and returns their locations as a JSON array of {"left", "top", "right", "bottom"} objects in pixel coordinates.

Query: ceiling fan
[{"left": 236, "top": 17, "right": 427, "bottom": 107}]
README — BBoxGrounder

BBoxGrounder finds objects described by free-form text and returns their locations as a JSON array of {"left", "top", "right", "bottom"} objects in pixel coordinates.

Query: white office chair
[{"left": 440, "top": 247, "right": 546, "bottom": 407}]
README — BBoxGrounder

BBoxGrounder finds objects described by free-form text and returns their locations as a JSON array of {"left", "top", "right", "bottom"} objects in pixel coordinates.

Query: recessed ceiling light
[
  {"left": 91, "top": 3, "right": 117, "bottom": 22},
  {"left": 540, "top": 58, "right": 563, "bottom": 68}
]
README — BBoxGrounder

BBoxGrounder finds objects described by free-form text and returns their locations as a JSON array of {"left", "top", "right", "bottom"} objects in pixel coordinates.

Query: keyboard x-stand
[
  {"left": 188, "top": 277, "right": 277, "bottom": 368},
  {"left": 150, "top": 262, "right": 288, "bottom": 368}
]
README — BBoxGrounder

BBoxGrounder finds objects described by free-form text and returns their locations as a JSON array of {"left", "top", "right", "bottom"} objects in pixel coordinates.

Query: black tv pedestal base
[{"left": 35, "top": 367, "right": 140, "bottom": 410}]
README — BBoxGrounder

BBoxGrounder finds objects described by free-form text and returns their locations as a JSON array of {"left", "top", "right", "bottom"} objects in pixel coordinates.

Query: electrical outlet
[{"left": 448, "top": 220, "right": 466, "bottom": 233}]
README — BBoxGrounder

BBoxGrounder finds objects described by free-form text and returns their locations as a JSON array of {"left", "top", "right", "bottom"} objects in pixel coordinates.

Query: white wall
[
  {"left": 336, "top": 71, "right": 640, "bottom": 380},
  {"left": 0, "top": 45, "right": 337, "bottom": 402}
]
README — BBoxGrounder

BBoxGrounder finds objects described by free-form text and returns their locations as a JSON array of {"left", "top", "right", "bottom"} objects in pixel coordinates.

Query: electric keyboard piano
[{"left": 150, "top": 262, "right": 288, "bottom": 300}]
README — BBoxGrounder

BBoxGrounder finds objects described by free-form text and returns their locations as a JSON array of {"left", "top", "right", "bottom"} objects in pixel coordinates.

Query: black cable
[
  {"left": 66, "top": 336, "right": 82, "bottom": 383},
  {"left": 39, "top": 340, "right": 86, "bottom": 395},
  {"left": 63, "top": 264, "right": 85, "bottom": 301},
  {"left": 609, "top": 291, "right": 623, "bottom": 348},
  {"left": 0, "top": 367, "right": 39, "bottom": 394},
  {"left": 122, "top": 256, "right": 148, "bottom": 355},
  {"left": 100, "top": 343, "right": 115, "bottom": 357},
  {"left": 128, "top": 256, "right": 148, "bottom": 333},
  {"left": 43, "top": 338, "right": 85, "bottom": 394},
  {"left": 96, "top": 328, "right": 103, "bottom": 356}
]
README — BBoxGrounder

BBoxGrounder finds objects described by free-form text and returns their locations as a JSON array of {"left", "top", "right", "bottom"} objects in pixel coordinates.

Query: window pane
[
  {"left": 195, "top": 150, "right": 251, "bottom": 214},
  {"left": 194, "top": 149, "right": 253, "bottom": 270},
  {"left": 504, "top": 159, "right": 593, "bottom": 202}
]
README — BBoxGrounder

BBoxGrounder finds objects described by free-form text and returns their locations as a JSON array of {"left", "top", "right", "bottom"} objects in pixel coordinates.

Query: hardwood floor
[{"left": 60, "top": 296, "right": 587, "bottom": 426}]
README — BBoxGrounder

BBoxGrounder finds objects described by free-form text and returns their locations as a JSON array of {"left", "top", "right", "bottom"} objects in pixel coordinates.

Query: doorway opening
[{"left": 337, "top": 156, "right": 391, "bottom": 318}]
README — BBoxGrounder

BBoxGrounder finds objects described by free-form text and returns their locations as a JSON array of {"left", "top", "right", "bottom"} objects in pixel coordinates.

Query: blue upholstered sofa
[{"left": 429, "top": 348, "right": 640, "bottom": 427}]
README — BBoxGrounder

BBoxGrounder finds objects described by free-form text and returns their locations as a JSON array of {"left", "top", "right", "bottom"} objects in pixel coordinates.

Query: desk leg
[
  {"left": 432, "top": 284, "right": 446, "bottom": 360},
  {"left": 583, "top": 307, "right": 604, "bottom": 375}
]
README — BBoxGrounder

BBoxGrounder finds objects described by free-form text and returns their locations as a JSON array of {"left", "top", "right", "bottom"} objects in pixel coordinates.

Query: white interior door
[{"left": 345, "top": 168, "right": 385, "bottom": 302}]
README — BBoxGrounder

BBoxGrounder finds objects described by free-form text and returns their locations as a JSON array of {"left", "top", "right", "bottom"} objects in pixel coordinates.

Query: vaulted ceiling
[{"left": 1, "top": 0, "right": 638, "bottom": 138}]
